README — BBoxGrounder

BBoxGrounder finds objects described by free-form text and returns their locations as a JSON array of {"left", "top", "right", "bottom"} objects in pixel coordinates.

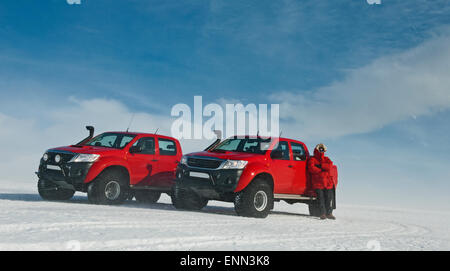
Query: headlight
[
  {"left": 43, "top": 153, "right": 49, "bottom": 162},
  {"left": 221, "top": 160, "right": 248, "bottom": 169},
  {"left": 180, "top": 156, "right": 188, "bottom": 165},
  {"left": 69, "top": 154, "right": 100, "bottom": 163},
  {"left": 55, "top": 154, "right": 61, "bottom": 163}
]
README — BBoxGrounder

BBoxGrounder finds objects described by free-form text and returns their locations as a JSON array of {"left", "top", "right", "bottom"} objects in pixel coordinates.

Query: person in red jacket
[{"left": 308, "top": 143, "right": 336, "bottom": 220}]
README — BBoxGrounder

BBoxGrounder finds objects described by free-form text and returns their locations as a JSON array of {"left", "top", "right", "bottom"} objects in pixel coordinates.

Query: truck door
[
  {"left": 127, "top": 136, "right": 158, "bottom": 186},
  {"left": 290, "top": 142, "right": 308, "bottom": 195},
  {"left": 270, "top": 141, "right": 296, "bottom": 194},
  {"left": 153, "top": 137, "right": 180, "bottom": 188}
]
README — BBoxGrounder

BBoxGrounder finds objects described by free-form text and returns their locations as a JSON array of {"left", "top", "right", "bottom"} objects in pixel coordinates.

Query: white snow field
[{"left": 0, "top": 182, "right": 449, "bottom": 251}]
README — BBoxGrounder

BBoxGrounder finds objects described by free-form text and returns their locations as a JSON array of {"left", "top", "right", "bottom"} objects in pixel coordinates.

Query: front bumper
[
  {"left": 37, "top": 161, "right": 94, "bottom": 192},
  {"left": 176, "top": 164, "right": 243, "bottom": 201}
]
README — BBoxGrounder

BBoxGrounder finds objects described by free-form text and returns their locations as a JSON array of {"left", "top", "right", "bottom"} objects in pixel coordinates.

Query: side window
[
  {"left": 132, "top": 137, "right": 155, "bottom": 154},
  {"left": 158, "top": 138, "right": 177, "bottom": 156},
  {"left": 291, "top": 142, "right": 307, "bottom": 161},
  {"left": 271, "top": 141, "right": 290, "bottom": 160}
]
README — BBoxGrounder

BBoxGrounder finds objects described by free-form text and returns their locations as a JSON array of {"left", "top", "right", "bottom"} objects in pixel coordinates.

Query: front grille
[
  {"left": 42, "top": 167, "right": 66, "bottom": 181},
  {"left": 45, "top": 151, "right": 76, "bottom": 165},
  {"left": 187, "top": 157, "right": 223, "bottom": 169}
]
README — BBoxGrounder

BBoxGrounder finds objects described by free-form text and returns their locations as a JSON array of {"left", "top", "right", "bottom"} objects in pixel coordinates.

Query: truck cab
[
  {"left": 37, "top": 127, "right": 182, "bottom": 205},
  {"left": 172, "top": 136, "right": 337, "bottom": 218}
]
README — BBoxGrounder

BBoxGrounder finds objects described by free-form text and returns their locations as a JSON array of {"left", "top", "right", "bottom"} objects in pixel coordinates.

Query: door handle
[
  {"left": 152, "top": 159, "right": 158, "bottom": 162},
  {"left": 288, "top": 165, "right": 293, "bottom": 168}
]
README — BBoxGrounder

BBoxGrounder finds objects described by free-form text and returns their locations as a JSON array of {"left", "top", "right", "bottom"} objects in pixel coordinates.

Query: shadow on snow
[{"left": 0, "top": 193, "right": 314, "bottom": 219}]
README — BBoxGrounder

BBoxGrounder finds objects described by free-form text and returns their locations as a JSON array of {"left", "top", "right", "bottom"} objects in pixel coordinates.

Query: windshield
[
  {"left": 85, "top": 133, "right": 136, "bottom": 149},
  {"left": 211, "top": 137, "right": 272, "bottom": 154}
]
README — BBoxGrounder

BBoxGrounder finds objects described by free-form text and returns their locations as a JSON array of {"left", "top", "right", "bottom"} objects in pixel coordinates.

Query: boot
[
  {"left": 326, "top": 214, "right": 336, "bottom": 220},
  {"left": 319, "top": 214, "right": 326, "bottom": 220}
]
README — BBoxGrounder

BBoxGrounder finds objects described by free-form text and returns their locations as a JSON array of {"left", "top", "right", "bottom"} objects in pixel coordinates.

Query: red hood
[
  {"left": 186, "top": 151, "right": 266, "bottom": 162},
  {"left": 50, "top": 145, "right": 123, "bottom": 155}
]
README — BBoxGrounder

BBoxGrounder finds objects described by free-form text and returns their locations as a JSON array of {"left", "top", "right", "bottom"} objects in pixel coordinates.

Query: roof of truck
[
  {"left": 228, "top": 135, "right": 304, "bottom": 143},
  {"left": 105, "top": 131, "right": 178, "bottom": 140}
]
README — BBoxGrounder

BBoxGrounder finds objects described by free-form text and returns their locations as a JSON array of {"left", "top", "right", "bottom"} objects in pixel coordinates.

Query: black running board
[{"left": 274, "top": 194, "right": 316, "bottom": 201}]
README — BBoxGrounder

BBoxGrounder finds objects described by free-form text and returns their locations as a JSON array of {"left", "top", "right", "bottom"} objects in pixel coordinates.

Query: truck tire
[
  {"left": 38, "top": 179, "right": 75, "bottom": 201},
  {"left": 87, "top": 169, "right": 129, "bottom": 205},
  {"left": 308, "top": 201, "right": 321, "bottom": 217},
  {"left": 234, "top": 178, "right": 273, "bottom": 218},
  {"left": 134, "top": 190, "right": 161, "bottom": 203},
  {"left": 172, "top": 183, "right": 208, "bottom": 210}
]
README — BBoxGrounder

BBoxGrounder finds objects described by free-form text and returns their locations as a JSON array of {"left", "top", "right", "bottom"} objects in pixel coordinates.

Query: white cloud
[
  {"left": 274, "top": 31, "right": 450, "bottom": 140},
  {"left": 0, "top": 98, "right": 210, "bottom": 183}
]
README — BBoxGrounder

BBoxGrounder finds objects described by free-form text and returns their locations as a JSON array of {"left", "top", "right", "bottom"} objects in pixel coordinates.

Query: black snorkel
[
  {"left": 75, "top": 126, "right": 95, "bottom": 146},
  {"left": 204, "top": 130, "right": 222, "bottom": 151}
]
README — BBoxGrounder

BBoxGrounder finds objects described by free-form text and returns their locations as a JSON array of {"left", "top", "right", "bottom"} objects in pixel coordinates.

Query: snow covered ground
[{"left": 0, "top": 181, "right": 449, "bottom": 251}]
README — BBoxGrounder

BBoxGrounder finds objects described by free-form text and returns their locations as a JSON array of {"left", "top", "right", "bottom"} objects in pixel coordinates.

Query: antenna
[
  {"left": 126, "top": 113, "right": 135, "bottom": 132},
  {"left": 154, "top": 128, "right": 159, "bottom": 135},
  {"left": 279, "top": 130, "right": 282, "bottom": 137}
]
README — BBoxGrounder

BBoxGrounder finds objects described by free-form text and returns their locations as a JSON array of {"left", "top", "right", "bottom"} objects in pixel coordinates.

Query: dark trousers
[{"left": 316, "top": 189, "right": 334, "bottom": 215}]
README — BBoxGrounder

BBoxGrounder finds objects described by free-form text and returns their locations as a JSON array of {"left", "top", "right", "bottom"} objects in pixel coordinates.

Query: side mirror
[
  {"left": 166, "top": 145, "right": 175, "bottom": 150},
  {"left": 129, "top": 145, "right": 143, "bottom": 154},
  {"left": 271, "top": 150, "right": 284, "bottom": 160}
]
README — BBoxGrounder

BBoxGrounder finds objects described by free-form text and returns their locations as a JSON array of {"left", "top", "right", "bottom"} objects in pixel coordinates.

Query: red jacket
[{"left": 307, "top": 149, "right": 335, "bottom": 190}]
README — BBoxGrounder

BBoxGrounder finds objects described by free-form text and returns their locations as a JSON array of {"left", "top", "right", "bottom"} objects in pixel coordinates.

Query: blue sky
[{"left": 1, "top": 0, "right": 450, "bottom": 209}]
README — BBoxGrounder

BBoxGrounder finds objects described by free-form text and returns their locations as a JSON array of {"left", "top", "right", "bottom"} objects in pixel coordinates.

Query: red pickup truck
[
  {"left": 37, "top": 127, "right": 182, "bottom": 205},
  {"left": 172, "top": 136, "right": 338, "bottom": 218}
]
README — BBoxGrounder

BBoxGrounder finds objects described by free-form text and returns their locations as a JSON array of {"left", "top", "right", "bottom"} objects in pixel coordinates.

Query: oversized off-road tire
[
  {"left": 234, "top": 179, "right": 273, "bottom": 218},
  {"left": 38, "top": 179, "right": 75, "bottom": 201},
  {"left": 87, "top": 168, "right": 129, "bottom": 205},
  {"left": 134, "top": 190, "right": 161, "bottom": 203},
  {"left": 308, "top": 201, "right": 321, "bottom": 217},
  {"left": 172, "top": 183, "right": 208, "bottom": 210}
]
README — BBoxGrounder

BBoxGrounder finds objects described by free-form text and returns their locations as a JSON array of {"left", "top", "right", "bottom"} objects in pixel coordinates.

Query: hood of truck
[
  {"left": 185, "top": 151, "right": 266, "bottom": 161},
  {"left": 49, "top": 145, "right": 123, "bottom": 155}
]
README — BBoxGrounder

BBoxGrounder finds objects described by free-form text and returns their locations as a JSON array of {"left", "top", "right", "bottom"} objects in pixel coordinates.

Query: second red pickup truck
[{"left": 173, "top": 136, "right": 338, "bottom": 218}]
